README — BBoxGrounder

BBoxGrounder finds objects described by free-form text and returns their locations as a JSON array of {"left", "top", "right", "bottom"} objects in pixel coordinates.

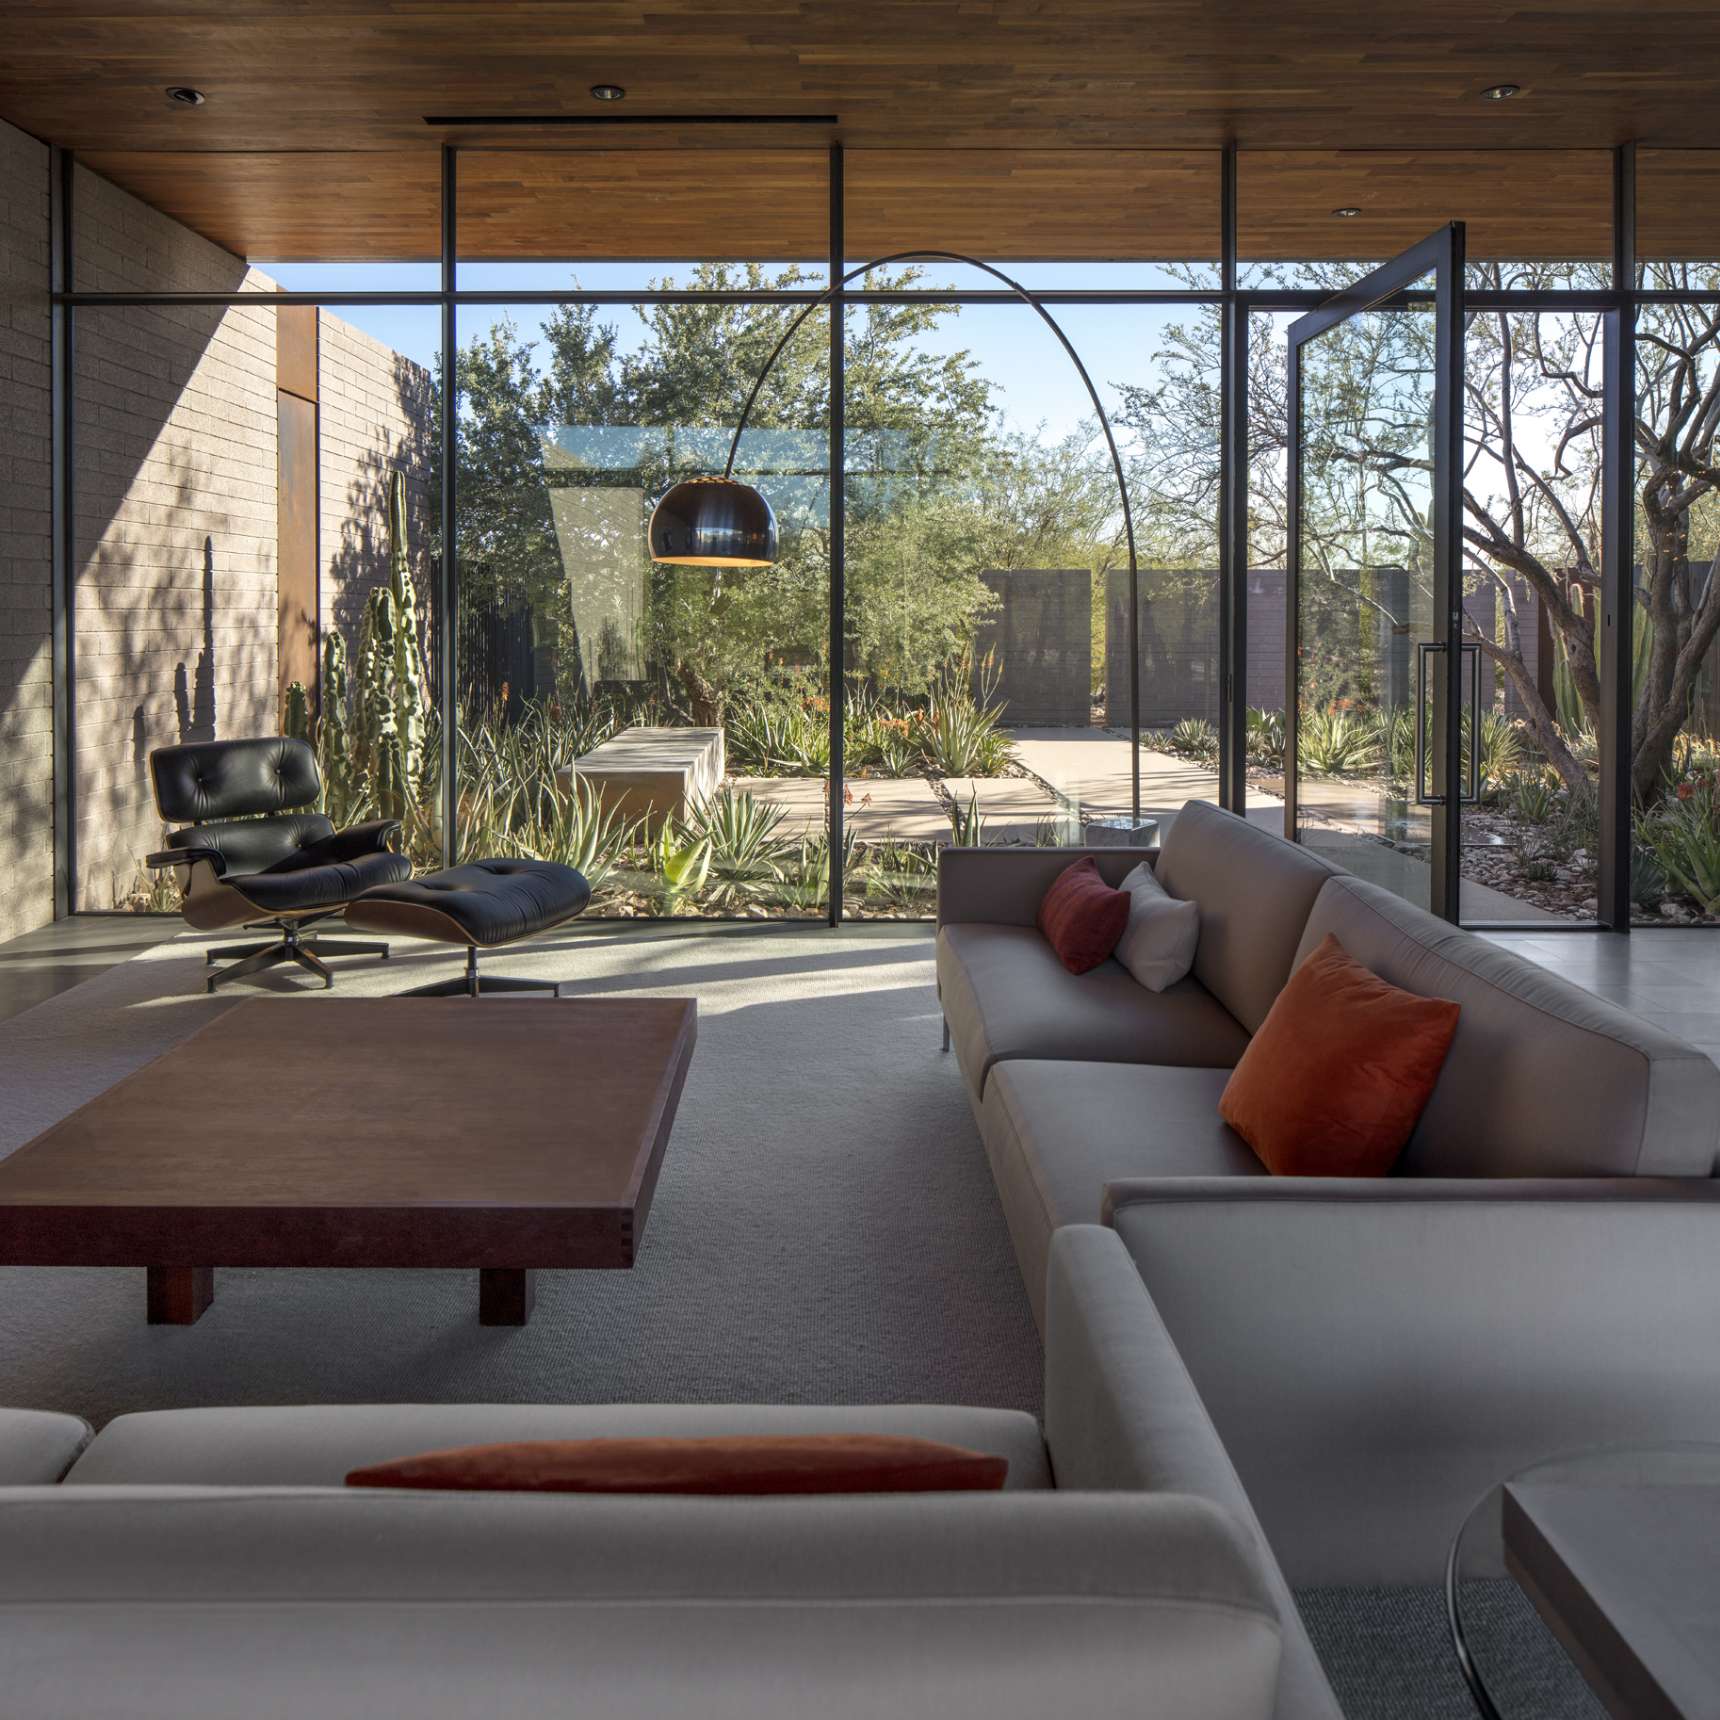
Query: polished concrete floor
[
  {"left": 0, "top": 914, "right": 171, "bottom": 1025},
  {"left": 1482, "top": 927, "right": 1720, "bottom": 1068},
  {"left": 1, "top": 914, "right": 1713, "bottom": 1066}
]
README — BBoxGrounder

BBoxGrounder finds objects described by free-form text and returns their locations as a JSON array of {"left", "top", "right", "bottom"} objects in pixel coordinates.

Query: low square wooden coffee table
[{"left": 0, "top": 997, "right": 696, "bottom": 1327}]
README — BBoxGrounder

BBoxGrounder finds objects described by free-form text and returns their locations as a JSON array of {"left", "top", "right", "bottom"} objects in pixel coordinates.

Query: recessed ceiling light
[
  {"left": 1332, "top": 206, "right": 1362, "bottom": 219},
  {"left": 589, "top": 84, "right": 626, "bottom": 102},
  {"left": 165, "top": 86, "right": 206, "bottom": 106},
  {"left": 1479, "top": 83, "right": 1521, "bottom": 101}
]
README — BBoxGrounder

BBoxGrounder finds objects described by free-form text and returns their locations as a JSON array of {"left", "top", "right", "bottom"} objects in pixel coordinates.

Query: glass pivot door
[{"left": 1284, "top": 225, "right": 1470, "bottom": 919}]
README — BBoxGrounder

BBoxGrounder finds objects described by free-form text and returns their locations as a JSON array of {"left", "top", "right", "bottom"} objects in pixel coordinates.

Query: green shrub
[{"left": 1639, "top": 772, "right": 1720, "bottom": 914}]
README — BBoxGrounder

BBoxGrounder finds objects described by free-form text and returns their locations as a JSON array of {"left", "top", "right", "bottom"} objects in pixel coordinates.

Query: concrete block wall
[
  {"left": 973, "top": 568, "right": 1092, "bottom": 725},
  {"left": 70, "top": 166, "right": 281, "bottom": 909},
  {"left": 0, "top": 119, "right": 54, "bottom": 940},
  {"left": 318, "top": 313, "right": 436, "bottom": 661}
]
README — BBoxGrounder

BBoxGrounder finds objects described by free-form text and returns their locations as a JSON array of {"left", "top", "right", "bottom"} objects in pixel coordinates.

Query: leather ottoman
[{"left": 346, "top": 859, "right": 591, "bottom": 996}]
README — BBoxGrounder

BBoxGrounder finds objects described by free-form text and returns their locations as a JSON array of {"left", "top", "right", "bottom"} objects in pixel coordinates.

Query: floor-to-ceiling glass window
[
  {"left": 67, "top": 159, "right": 444, "bottom": 907},
  {"left": 450, "top": 149, "right": 832, "bottom": 919},
  {"left": 1630, "top": 150, "right": 1720, "bottom": 928},
  {"left": 1240, "top": 151, "right": 1614, "bottom": 923},
  {"left": 60, "top": 140, "right": 1716, "bottom": 932},
  {"left": 838, "top": 150, "right": 1222, "bottom": 910}
]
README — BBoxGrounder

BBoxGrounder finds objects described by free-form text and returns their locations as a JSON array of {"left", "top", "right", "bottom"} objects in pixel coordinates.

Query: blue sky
[{"left": 264, "top": 260, "right": 1205, "bottom": 443}]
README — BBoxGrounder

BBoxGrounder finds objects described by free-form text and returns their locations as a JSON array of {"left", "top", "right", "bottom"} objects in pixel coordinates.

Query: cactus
[
  {"left": 373, "top": 723, "right": 407, "bottom": 823},
  {"left": 385, "top": 467, "right": 430, "bottom": 779},
  {"left": 283, "top": 680, "right": 312, "bottom": 744},
  {"left": 354, "top": 468, "right": 432, "bottom": 796},
  {"left": 318, "top": 629, "right": 354, "bottom": 818}
]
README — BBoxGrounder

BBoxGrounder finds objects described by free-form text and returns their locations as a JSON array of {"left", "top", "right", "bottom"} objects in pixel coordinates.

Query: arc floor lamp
[{"left": 648, "top": 249, "right": 1141, "bottom": 825}]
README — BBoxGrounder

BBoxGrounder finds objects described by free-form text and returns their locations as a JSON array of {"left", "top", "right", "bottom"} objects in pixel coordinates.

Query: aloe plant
[{"left": 651, "top": 824, "right": 711, "bottom": 915}]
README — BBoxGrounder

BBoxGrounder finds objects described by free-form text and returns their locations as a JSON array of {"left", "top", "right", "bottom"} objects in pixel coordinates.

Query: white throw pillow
[{"left": 1115, "top": 861, "right": 1200, "bottom": 992}]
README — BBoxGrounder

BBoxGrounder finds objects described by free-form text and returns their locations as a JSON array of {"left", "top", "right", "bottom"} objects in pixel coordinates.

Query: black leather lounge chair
[{"left": 147, "top": 737, "right": 413, "bottom": 993}]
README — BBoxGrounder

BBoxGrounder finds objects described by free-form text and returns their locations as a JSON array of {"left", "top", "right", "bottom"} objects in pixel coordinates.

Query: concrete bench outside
[{"left": 555, "top": 726, "right": 725, "bottom": 832}]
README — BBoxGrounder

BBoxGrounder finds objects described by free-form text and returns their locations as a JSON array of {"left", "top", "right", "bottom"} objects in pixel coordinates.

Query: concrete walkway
[{"left": 1008, "top": 726, "right": 1282, "bottom": 820}]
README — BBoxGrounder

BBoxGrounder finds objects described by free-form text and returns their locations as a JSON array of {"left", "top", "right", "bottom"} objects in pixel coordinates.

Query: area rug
[{"left": 0, "top": 923, "right": 1042, "bottom": 1428}]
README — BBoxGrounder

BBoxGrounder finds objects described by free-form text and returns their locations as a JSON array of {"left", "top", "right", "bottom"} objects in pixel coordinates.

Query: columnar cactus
[
  {"left": 386, "top": 467, "right": 430, "bottom": 779},
  {"left": 318, "top": 628, "right": 354, "bottom": 817},
  {"left": 283, "top": 680, "right": 312, "bottom": 744}
]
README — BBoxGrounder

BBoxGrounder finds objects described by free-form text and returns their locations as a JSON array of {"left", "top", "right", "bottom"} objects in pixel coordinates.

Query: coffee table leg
[
  {"left": 147, "top": 1266, "right": 214, "bottom": 1325},
  {"left": 479, "top": 1268, "right": 535, "bottom": 1326}
]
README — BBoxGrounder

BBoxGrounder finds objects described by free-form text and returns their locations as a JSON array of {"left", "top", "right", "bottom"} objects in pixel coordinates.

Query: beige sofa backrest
[
  {"left": 1155, "top": 802, "right": 1342, "bottom": 1033},
  {"left": 1297, "top": 874, "right": 1720, "bottom": 1176},
  {"left": 0, "top": 1485, "right": 1283, "bottom": 1720}
]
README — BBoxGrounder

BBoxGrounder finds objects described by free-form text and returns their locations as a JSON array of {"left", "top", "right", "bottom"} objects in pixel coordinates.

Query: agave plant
[
  {"left": 919, "top": 692, "right": 1012, "bottom": 776},
  {"left": 859, "top": 840, "right": 938, "bottom": 912},
  {"left": 1244, "top": 706, "right": 1285, "bottom": 769},
  {"left": 1465, "top": 709, "right": 1525, "bottom": 797},
  {"left": 1297, "top": 707, "right": 1380, "bottom": 776},
  {"left": 1502, "top": 768, "right": 1559, "bottom": 825},
  {"left": 947, "top": 789, "right": 986, "bottom": 846},
  {"left": 768, "top": 828, "right": 857, "bottom": 914},
  {"left": 1166, "top": 716, "right": 1219, "bottom": 766},
  {"left": 687, "top": 787, "right": 793, "bottom": 907}
]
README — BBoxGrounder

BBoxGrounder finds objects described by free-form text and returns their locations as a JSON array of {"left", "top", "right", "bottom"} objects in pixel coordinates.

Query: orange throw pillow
[
  {"left": 346, "top": 1434, "right": 1009, "bottom": 1495},
  {"left": 1219, "top": 933, "right": 1460, "bottom": 1176}
]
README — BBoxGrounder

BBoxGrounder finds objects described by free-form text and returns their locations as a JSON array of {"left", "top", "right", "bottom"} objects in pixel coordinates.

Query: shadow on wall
[
  {"left": 172, "top": 537, "right": 217, "bottom": 744},
  {"left": 73, "top": 285, "right": 275, "bottom": 907},
  {"left": 322, "top": 344, "right": 438, "bottom": 684}
]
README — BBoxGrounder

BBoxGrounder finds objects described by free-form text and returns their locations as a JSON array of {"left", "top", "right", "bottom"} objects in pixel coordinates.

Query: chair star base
[
  {"left": 203, "top": 920, "right": 392, "bottom": 994},
  {"left": 401, "top": 949, "right": 562, "bottom": 999}
]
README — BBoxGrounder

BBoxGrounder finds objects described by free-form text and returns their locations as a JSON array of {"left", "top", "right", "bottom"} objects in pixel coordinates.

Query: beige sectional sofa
[
  {"left": 0, "top": 1225, "right": 1342, "bottom": 1720},
  {"left": 938, "top": 798, "right": 1720, "bottom": 1584}
]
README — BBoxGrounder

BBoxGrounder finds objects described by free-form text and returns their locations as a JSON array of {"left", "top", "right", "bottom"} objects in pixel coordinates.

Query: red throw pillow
[
  {"left": 1219, "top": 933, "right": 1460, "bottom": 1176},
  {"left": 1038, "top": 857, "right": 1130, "bottom": 974},
  {"left": 346, "top": 1435, "right": 1009, "bottom": 1495}
]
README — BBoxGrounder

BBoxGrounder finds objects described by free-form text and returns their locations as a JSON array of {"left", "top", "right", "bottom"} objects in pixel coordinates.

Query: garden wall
[
  {"left": 19, "top": 157, "right": 438, "bottom": 911},
  {"left": 1107, "top": 568, "right": 1503, "bottom": 734},
  {"left": 973, "top": 567, "right": 1090, "bottom": 725},
  {"left": 0, "top": 119, "right": 54, "bottom": 939}
]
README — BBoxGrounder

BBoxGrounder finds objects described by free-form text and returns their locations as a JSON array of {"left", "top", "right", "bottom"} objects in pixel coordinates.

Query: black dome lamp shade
[{"left": 647, "top": 474, "right": 778, "bottom": 567}]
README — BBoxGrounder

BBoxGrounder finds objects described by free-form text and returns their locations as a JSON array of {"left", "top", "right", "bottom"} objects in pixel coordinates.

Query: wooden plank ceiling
[{"left": 4, "top": 0, "right": 1716, "bottom": 264}]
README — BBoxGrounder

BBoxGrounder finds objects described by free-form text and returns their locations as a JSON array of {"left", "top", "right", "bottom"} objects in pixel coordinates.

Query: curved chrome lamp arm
[{"left": 720, "top": 250, "right": 1138, "bottom": 586}]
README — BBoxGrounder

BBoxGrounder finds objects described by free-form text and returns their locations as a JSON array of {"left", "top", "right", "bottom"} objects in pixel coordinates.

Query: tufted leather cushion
[
  {"left": 165, "top": 813, "right": 337, "bottom": 878},
  {"left": 151, "top": 738, "right": 322, "bottom": 825},
  {"left": 231, "top": 849, "right": 413, "bottom": 916},
  {"left": 347, "top": 860, "right": 591, "bottom": 947}
]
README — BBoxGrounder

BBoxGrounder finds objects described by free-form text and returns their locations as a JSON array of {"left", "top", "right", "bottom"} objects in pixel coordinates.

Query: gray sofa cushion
[
  {"left": 938, "top": 924, "right": 1249, "bottom": 1097},
  {"left": 1155, "top": 802, "right": 1341, "bottom": 1034},
  {"left": 1044, "top": 1227, "right": 1343, "bottom": 1720},
  {"left": 67, "top": 1402, "right": 1052, "bottom": 1491},
  {"left": 1299, "top": 874, "right": 1720, "bottom": 1177},
  {"left": 0, "top": 1408, "right": 92, "bottom": 1484},
  {"left": 0, "top": 1487, "right": 1283, "bottom": 1720},
  {"left": 980, "top": 1062, "right": 1263, "bottom": 1330}
]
